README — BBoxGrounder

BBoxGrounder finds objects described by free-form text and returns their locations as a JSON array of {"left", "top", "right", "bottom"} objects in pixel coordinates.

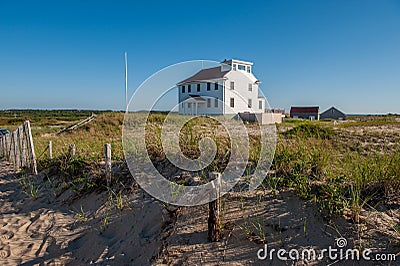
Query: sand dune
[
  {"left": 0, "top": 160, "right": 169, "bottom": 265},
  {"left": 1, "top": 159, "right": 399, "bottom": 265}
]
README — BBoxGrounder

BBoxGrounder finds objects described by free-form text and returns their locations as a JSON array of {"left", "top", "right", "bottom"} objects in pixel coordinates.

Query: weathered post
[
  {"left": 12, "top": 130, "right": 21, "bottom": 169},
  {"left": 68, "top": 144, "right": 76, "bottom": 158},
  {"left": 3, "top": 136, "right": 6, "bottom": 158},
  {"left": 1, "top": 137, "right": 4, "bottom": 158},
  {"left": 17, "top": 126, "right": 27, "bottom": 167},
  {"left": 0, "top": 136, "right": 3, "bottom": 158},
  {"left": 9, "top": 132, "right": 15, "bottom": 165},
  {"left": 1, "top": 137, "right": 3, "bottom": 159},
  {"left": 1, "top": 136, "right": 4, "bottom": 158},
  {"left": 2, "top": 136, "right": 5, "bottom": 158},
  {"left": 48, "top": 141, "right": 53, "bottom": 159},
  {"left": 104, "top": 143, "right": 112, "bottom": 186},
  {"left": 5, "top": 134, "right": 11, "bottom": 161},
  {"left": 208, "top": 172, "right": 222, "bottom": 242},
  {"left": 24, "top": 121, "right": 37, "bottom": 175}
]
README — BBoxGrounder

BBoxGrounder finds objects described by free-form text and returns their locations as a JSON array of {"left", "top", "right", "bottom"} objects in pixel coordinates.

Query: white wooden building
[{"left": 177, "top": 59, "right": 266, "bottom": 115}]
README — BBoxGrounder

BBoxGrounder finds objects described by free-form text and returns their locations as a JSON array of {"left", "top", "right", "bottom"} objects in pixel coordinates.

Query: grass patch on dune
[
  {"left": 32, "top": 112, "right": 125, "bottom": 162},
  {"left": 284, "top": 124, "right": 336, "bottom": 139},
  {"left": 1, "top": 110, "right": 399, "bottom": 222}
]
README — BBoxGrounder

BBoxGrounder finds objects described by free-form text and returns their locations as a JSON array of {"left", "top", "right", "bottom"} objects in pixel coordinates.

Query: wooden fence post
[
  {"left": 1, "top": 136, "right": 4, "bottom": 158},
  {"left": 24, "top": 121, "right": 37, "bottom": 175},
  {"left": 3, "top": 135, "right": 6, "bottom": 159},
  {"left": 9, "top": 132, "right": 15, "bottom": 166},
  {"left": 18, "top": 126, "right": 27, "bottom": 167},
  {"left": 3, "top": 136, "right": 5, "bottom": 158},
  {"left": 104, "top": 143, "right": 112, "bottom": 186},
  {"left": 4, "top": 134, "right": 8, "bottom": 160},
  {"left": 49, "top": 141, "right": 53, "bottom": 159},
  {"left": 208, "top": 172, "right": 222, "bottom": 242},
  {"left": 2, "top": 137, "right": 4, "bottom": 158},
  {"left": 12, "top": 131, "right": 21, "bottom": 169},
  {"left": 0, "top": 136, "right": 3, "bottom": 158},
  {"left": 0, "top": 122, "right": 38, "bottom": 173},
  {"left": 6, "top": 134, "right": 11, "bottom": 161},
  {"left": 68, "top": 144, "right": 76, "bottom": 158}
]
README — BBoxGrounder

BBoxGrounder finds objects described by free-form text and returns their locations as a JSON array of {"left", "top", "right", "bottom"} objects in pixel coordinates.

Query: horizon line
[{"left": 0, "top": 108, "right": 399, "bottom": 116}]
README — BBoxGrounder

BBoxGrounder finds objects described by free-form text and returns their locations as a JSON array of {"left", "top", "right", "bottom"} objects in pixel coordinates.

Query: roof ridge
[{"left": 177, "top": 66, "right": 230, "bottom": 85}]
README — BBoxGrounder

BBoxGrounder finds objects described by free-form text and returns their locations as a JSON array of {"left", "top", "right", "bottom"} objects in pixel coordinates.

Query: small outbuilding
[
  {"left": 237, "top": 111, "right": 283, "bottom": 124},
  {"left": 320, "top": 106, "right": 346, "bottom": 120},
  {"left": 290, "top": 106, "right": 319, "bottom": 120}
]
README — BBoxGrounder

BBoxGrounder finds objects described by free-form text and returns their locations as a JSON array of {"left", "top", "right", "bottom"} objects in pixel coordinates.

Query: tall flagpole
[{"left": 125, "top": 51, "right": 128, "bottom": 111}]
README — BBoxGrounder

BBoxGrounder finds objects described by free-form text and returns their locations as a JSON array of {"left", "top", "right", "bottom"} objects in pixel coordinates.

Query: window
[
  {"left": 214, "top": 98, "right": 218, "bottom": 108},
  {"left": 248, "top": 99, "right": 252, "bottom": 108},
  {"left": 207, "top": 82, "right": 210, "bottom": 91},
  {"left": 188, "top": 103, "right": 192, "bottom": 108},
  {"left": 214, "top": 82, "right": 218, "bottom": 90},
  {"left": 230, "top": 98, "right": 234, "bottom": 108},
  {"left": 197, "top": 83, "right": 200, "bottom": 92},
  {"left": 181, "top": 102, "right": 184, "bottom": 108},
  {"left": 182, "top": 85, "right": 185, "bottom": 93},
  {"left": 207, "top": 98, "right": 211, "bottom": 108},
  {"left": 247, "top": 66, "right": 251, "bottom": 73},
  {"left": 188, "top": 84, "right": 191, "bottom": 93},
  {"left": 230, "top": 81, "right": 234, "bottom": 90},
  {"left": 259, "top": 100, "right": 263, "bottom": 110},
  {"left": 238, "top": 65, "right": 246, "bottom": 71},
  {"left": 248, "top": 83, "right": 252, "bottom": 91},
  {"left": 233, "top": 64, "right": 237, "bottom": 71}
]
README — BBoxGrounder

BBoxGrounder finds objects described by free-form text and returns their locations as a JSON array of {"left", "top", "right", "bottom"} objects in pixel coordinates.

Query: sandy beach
[
  {"left": 0, "top": 160, "right": 170, "bottom": 265},
  {"left": 2, "top": 158, "right": 398, "bottom": 265}
]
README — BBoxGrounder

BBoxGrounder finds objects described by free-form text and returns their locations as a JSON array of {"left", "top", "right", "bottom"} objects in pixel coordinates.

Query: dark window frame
[{"left": 230, "top": 98, "right": 234, "bottom": 108}]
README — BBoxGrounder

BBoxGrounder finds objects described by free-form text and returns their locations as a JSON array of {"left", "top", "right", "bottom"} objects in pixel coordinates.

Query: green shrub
[{"left": 284, "top": 124, "right": 336, "bottom": 139}]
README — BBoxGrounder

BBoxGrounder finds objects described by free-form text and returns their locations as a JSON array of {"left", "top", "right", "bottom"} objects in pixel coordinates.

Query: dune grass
[{"left": 1, "top": 110, "right": 399, "bottom": 221}]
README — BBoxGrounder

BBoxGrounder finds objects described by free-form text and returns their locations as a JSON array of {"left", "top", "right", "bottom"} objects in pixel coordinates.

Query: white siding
[
  {"left": 178, "top": 80, "right": 223, "bottom": 115},
  {"left": 224, "top": 70, "right": 263, "bottom": 114},
  {"left": 178, "top": 60, "right": 266, "bottom": 115}
]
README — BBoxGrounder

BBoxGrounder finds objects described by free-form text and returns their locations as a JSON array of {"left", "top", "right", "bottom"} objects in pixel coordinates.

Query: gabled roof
[
  {"left": 290, "top": 106, "right": 319, "bottom": 114},
  {"left": 177, "top": 66, "right": 229, "bottom": 85},
  {"left": 321, "top": 106, "right": 345, "bottom": 116}
]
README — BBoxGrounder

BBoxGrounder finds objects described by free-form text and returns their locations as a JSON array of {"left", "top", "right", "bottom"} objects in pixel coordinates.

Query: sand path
[
  {"left": 0, "top": 159, "right": 169, "bottom": 265},
  {"left": 0, "top": 160, "right": 81, "bottom": 265}
]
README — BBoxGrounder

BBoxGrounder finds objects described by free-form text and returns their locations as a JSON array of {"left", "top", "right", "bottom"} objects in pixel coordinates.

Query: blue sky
[{"left": 0, "top": 0, "right": 399, "bottom": 113}]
